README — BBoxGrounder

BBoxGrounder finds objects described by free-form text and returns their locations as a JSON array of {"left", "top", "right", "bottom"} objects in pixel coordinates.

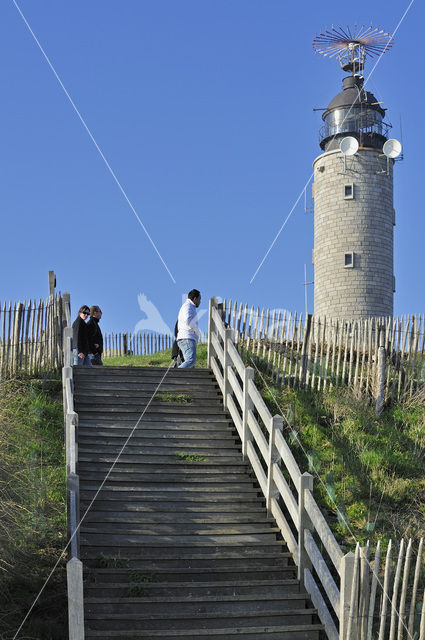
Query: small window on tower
[
  {"left": 344, "top": 183, "right": 354, "bottom": 199},
  {"left": 344, "top": 252, "right": 354, "bottom": 268}
]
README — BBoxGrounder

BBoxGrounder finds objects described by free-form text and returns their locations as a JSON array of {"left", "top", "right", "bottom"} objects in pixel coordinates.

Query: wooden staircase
[{"left": 74, "top": 366, "right": 324, "bottom": 639}]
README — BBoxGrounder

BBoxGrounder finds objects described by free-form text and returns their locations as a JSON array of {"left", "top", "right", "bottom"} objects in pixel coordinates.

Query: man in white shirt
[{"left": 176, "top": 289, "right": 201, "bottom": 368}]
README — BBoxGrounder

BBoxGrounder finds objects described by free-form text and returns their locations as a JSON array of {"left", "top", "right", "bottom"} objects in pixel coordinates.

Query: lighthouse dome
[{"left": 320, "top": 76, "right": 389, "bottom": 151}]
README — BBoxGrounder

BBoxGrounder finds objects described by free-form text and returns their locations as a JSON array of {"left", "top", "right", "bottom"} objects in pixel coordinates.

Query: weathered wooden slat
[
  {"left": 407, "top": 538, "right": 423, "bottom": 636},
  {"left": 389, "top": 539, "right": 405, "bottom": 640},
  {"left": 397, "top": 538, "right": 412, "bottom": 640},
  {"left": 293, "top": 313, "right": 303, "bottom": 389},
  {"left": 378, "top": 540, "right": 392, "bottom": 640},
  {"left": 367, "top": 540, "right": 380, "bottom": 640},
  {"left": 359, "top": 542, "right": 370, "bottom": 640},
  {"left": 281, "top": 311, "right": 292, "bottom": 387}
]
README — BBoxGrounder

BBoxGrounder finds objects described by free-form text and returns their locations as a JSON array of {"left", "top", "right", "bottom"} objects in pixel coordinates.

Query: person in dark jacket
[
  {"left": 171, "top": 321, "right": 184, "bottom": 367},
  {"left": 87, "top": 305, "right": 103, "bottom": 365},
  {"left": 72, "top": 305, "right": 90, "bottom": 366}
]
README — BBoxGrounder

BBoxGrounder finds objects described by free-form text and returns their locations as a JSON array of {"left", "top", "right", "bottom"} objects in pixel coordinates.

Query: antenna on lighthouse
[
  {"left": 313, "top": 25, "right": 393, "bottom": 77},
  {"left": 340, "top": 136, "right": 359, "bottom": 171},
  {"left": 383, "top": 138, "right": 402, "bottom": 174}
]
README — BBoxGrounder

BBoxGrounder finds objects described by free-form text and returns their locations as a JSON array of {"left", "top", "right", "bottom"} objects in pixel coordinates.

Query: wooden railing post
[
  {"left": 67, "top": 557, "right": 84, "bottom": 640},
  {"left": 298, "top": 472, "right": 313, "bottom": 586},
  {"left": 223, "top": 328, "right": 233, "bottom": 410},
  {"left": 340, "top": 551, "right": 357, "bottom": 640},
  {"left": 67, "top": 472, "right": 80, "bottom": 559},
  {"left": 66, "top": 411, "right": 78, "bottom": 474},
  {"left": 242, "top": 367, "right": 254, "bottom": 459},
  {"left": 64, "top": 326, "right": 73, "bottom": 368},
  {"left": 62, "top": 365, "right": 72, "bottom": 420},
  {"left": 207, "top": 297, "right": 218, "bottom": 369},
  {"left": 266, "top": 415, "right": 283, "bottom": 512},
  {"left": 375, "top": 325, "right": 386, "bottom": 416}
]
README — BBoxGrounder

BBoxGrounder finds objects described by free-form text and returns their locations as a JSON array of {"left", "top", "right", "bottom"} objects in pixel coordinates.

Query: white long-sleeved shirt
[{"left": 177, "top": 299, "right": 200, "bottom": 342}]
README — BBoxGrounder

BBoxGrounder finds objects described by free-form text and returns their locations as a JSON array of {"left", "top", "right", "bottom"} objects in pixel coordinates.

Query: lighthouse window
[
  {"left": 344, "top": 252, "right": 354, "bottom": 268},
  {"left": 344, "top": 184, "right": 354, "bottom": 199}
]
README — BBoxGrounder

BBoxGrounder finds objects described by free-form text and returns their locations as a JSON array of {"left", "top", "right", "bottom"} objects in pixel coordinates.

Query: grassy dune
[
  {"left": 0, "top": 376, "right": 67, "bottom": 639},
  {"left": 252, "top": 359, "right": 425, "bottom": 548}
]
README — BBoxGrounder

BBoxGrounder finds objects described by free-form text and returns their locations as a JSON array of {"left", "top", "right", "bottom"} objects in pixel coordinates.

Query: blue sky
[{"left": 1, "top": 0, "right": 422, "bottom": 334}]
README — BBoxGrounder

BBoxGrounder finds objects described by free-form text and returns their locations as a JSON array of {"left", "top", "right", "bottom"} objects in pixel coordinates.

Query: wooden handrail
[
  {"left": 62, "top": 299, "right": 84, "bottom": 639},
  {"left": 207, "top": 296, "right": 344, "bottom": 640}
]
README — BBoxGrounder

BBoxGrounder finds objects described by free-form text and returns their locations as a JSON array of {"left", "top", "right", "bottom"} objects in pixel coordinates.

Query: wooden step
[
  {"left": 79, "top": 501, "right": 266, "bottom": 513},
  {"left": 80, "top": 524, "right": 279, "bottom": 536},
  {"left": 85, "top": 592, "right": 312, "bottom": 615},
  {"left": 87, "top": 565, "right": 297, "bottom": 582},
  {"left": 83, "top": 553, "right": 294, "bottom": 570},
  {"left": 80, "top": 546, "right": 290, "bottom": 561},
  {"left": 82, "top": 512, "right": 271, "bottom": 524},
  {"left": 85, "top": 625, "right": 323, "bottom": 639},
  {"left": 78, "top": 473, "right": 254, "bottom": 485},
  {"left": 75, "top": 388, "right": 222, "bottom": 398},
  {"left": 84, "top": 606, "right": 317, "bottom": 631},
  {"left": 84, "top": 579, "right": 304, "bottom": 598}
]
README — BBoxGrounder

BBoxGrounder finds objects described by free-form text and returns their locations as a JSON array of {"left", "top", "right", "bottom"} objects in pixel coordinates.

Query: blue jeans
[
  {"left": 177, "top": 339, "right": 197, "bottom": 368},
  {"left": 73, "top": 349, "right": 92, "bottom": 366}
]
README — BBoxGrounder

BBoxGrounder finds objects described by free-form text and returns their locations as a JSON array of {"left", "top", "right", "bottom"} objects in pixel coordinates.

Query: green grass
[
  {"left": 155, "top": 393, "right": 193, "bottom": 403},
  {"left": 249, "top": 359, "right": 425, "bottom": 550},
  {"left": 103, "top": 344, "right": 208, "bottom": 368},
  {"left": 176, "top": 451, "right": 209, "bottom": 462},
  {"left": 89, "top": 553, "right": 129, "bottom": 568},
  {"left": 0, "top": 374, "right": 67, "bottom": 639}
]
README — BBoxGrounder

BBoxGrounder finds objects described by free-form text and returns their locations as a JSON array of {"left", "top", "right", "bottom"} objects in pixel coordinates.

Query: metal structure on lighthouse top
[
  {"left": 313, "top": 25, "right": 393, "bottom": 76},
  {"left": 312, "top": 25, "right": 396, "bottom": 152}
]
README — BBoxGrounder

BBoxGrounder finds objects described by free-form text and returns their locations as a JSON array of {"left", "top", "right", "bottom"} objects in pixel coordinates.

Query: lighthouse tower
[{"left": 312, "top": 27, "right": 401, "bottom": 319}]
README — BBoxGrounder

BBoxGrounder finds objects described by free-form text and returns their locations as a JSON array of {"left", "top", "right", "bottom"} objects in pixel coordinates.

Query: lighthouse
[{"left": 312, "top": 26, "right": 401, "bottom": 319}]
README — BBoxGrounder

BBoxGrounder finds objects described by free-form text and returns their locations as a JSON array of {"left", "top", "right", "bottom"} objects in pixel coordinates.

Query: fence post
[
  {"left": 67, "top": 557, "right": 84, "bottom": 640},
  {"left": 266, "top": 415, "right": 283, "bottom": 512},
  {"left": 298, "top": 471, "right": 313, "bottom": 587},
  {"left": 375, "top": 325, "right": 386, "bottom": 416},
  {"left": 63, "top": 292, "right": 71, "bottom": 328},
  {"left": 223, "top": 328, "right": 233, "bottom": 410},
  {"left": 207, "top": 297, "right": 217, "bottom": 369},
  {"left": 340, "top": 551, "right": 357, "bottom": 640},
  {"left": 300, "top": 313, "right": 313, "bottom": 387},
  {"left": 11, "top": 302, "right": 23, "bottom": 375},
  {"left": 48, "top": 270, "right": 56, "bottom": 296},
  {"left": 242, "top": 367, "right": 254, "bottom": 459}
]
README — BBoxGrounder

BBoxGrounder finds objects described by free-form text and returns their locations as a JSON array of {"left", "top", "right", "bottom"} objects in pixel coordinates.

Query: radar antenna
[{"left": 313, "top": 25, "right": 393, "bottom": 76}]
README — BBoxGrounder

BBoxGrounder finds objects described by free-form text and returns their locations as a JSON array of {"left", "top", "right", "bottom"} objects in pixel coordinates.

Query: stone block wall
[{"left": 312, "top": 148, "right": 394, "bottom": 319}]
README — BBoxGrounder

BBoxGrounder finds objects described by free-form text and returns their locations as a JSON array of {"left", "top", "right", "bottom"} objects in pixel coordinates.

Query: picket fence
[
  {"left": 221, "top": 300, "right": 425, "bottom": 405},
  {"left": 208, "top": 297, "right": 425, "bottom": 640},
  {"left": 103, "top": 331, "right": 207, "bottom": 358},
  {"left": 0, "top": 293, "right": 70, "bottom": 377}
]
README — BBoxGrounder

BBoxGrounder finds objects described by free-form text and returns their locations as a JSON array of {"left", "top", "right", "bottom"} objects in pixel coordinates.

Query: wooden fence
[
  {"left": 62, "top": 326, "right": 84, "bottom": 638},
  {"left": 207, "top": 297, "right": 425, "bottom": 640},
  {"left": 347, "top": 538, "right": 425, "bottom": 640},
  {"left": 221, "top": 300, "right": 425, "bottom": 405},
  {"left": 0, "top": 293, "right": 70, "bottom": 378},
  {"left": 103, "top": 331, "right": 207, "bottom": 358}
]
